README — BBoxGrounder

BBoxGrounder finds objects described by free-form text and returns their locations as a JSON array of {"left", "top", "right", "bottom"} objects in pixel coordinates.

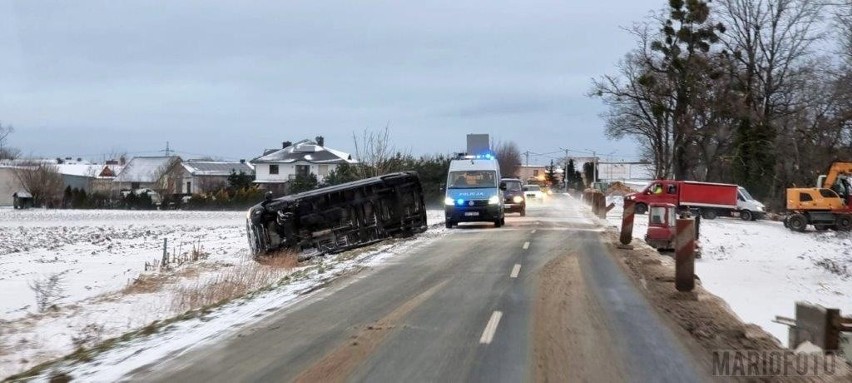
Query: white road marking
[
  {"left": 479, "top": 311, "right": 503, "bottom": 344},
  {"left": 531, "top": 229, "right": 537, "bottom": 234},
  {"left": 522, "top": 241, "right": 530, "bottom": 250},
  {"left": 510, "top": 264, "right": 521, "bottom": 278}
]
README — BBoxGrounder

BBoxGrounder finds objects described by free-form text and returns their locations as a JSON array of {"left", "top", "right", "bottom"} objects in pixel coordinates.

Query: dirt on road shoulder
[
  {"left": 533, "top": 250, "right": 626, "bottom": 383},
  {"left": 601, "top": 230, "right": 851, "bottom": 382}
]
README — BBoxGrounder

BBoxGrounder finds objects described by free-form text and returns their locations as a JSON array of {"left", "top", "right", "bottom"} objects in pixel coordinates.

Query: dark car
[{"left": 501, "top": 178, "right": 526, "bottom": 216}]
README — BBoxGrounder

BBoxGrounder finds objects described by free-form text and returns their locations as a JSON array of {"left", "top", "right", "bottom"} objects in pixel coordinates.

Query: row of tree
[{"left": 593, "top": 0, "right": 852, "bottom": 209}]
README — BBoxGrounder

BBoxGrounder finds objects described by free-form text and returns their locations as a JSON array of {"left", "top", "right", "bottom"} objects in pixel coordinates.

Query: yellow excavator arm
[{"left": 820, "top": 161, "right": 852, "bottom": 189}]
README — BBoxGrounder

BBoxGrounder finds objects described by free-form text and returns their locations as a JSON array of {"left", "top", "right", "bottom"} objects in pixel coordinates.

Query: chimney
[
  {"left": 316, "top": 136, "right": 325, "bottom": 147},
  {"left": 282, "top": 141, "right": 292, "bottom": 149}
]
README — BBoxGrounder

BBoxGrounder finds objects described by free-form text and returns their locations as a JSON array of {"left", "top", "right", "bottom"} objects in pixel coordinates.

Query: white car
[{"left": 523, "top": 185, "right": 544, "bottom": 202}]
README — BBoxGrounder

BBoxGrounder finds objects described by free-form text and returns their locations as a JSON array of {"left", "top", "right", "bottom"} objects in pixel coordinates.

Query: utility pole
[
  {"left": 524, "top": 151, "right": 530, "bottom": 166},
  {"left": 592, "top": 150, "right": 597, "bottom": 184},
  {"left": 164, "top": 141, "right": 172, "bottom": 157},
  {"left": 562, "top": 148, "right": 570, "bottom": 189}
]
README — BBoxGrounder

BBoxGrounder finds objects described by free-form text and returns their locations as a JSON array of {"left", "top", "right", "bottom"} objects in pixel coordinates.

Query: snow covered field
[
  {"left": 604, "top": 197, "right": 852, "bottom": 347},
  {"left": 0, "top": 208, "right": 445, "bottom": 380}
]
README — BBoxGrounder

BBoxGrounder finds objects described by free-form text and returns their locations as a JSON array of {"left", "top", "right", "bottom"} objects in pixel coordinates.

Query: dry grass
[
  {"left": 169, "top": 252, "right": 299, "bottom": 313},
  {"left": 121, "top": 273, "right": 173, "bottom": 295}
]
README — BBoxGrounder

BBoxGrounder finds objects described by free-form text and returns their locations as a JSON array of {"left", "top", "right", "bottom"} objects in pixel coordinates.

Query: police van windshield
[{"left": 448, "top": 171, "right": 497, "bottom": 189}]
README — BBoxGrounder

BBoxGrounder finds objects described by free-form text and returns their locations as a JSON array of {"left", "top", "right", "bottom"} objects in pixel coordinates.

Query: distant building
[
  {"left": 56, "top": 163, "right": 123, "bottom": 193},
  {"left": 0, "top": 165, "right": 25, "bottom": 207},
  {"left": 517, "top": 165, "right": 548, "bottom": 185},
  {"left": 113, "top": 156, "right": 182, "bottom": 194},
  {"left": 251, "top": 137, "right": 357, "bottom": 195},
  {"left": 178, "top": 160, "right": 255, "bottom": 194},
  {"left": 595, "top": 162, "right": 655, "bottom": 182}
]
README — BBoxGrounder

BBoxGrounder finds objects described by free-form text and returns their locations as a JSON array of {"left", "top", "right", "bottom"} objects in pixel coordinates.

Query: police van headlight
[
  {"left": 444, "top": 197, "right": 455, "bottom": 206},
  {"left": 488, "top": 196, "right": 500, "bottom": 205},
  {"left": 513, "top": 196, "right": 524, "bottom": 203}
]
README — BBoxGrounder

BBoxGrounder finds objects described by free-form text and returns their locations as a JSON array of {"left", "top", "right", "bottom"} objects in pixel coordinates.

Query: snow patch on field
[
  {"left": 604, "top": 197, "right": 852, "bottom": 347},
  {"left": 0, "top": 209, "right": 444, "bottom": 380}
]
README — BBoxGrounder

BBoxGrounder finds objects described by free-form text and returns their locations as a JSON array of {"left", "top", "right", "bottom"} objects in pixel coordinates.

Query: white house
[
  {"left": 250, "top": 137, "right": 357, "bottom": 194},
  {"left": 179, "top": 160, "right": 254, "bottom": 194},
  {"left": 113, "top": 156, "right": 182, "bottom": 193}
]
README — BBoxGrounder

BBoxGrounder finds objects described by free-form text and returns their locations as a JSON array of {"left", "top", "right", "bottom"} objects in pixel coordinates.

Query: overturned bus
[{"left": 246, "top": 171, "right": 428, "bottom": 258}]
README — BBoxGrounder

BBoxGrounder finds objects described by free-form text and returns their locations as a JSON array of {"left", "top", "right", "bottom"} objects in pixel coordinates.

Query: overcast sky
[{"left": 0, "top": 0, "right": 662, "bottom": 165}]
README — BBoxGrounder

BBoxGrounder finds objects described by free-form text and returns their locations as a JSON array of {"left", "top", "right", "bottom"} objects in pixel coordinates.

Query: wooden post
[
  {"left": 620, "top": 198, "right": 635, "bottom": 245},
  {"left": 162, "top": 238, "right": 168, "bottom": 269},
  {"left": 675, "top": 218, "right": 695, "bottom": 292}
]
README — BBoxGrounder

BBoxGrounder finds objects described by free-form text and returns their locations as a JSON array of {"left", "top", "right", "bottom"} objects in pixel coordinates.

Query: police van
[{"left": 443, "top": 154, "right": 506, "bottom": 228}]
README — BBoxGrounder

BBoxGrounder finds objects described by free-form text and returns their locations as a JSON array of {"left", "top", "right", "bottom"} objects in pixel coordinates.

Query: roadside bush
[{"left": 179, "top": 187, "right": 265, "bottom": 210}]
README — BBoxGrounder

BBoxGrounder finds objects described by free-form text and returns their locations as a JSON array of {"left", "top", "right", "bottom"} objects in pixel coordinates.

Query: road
[{"left": 132, "top": 198, "right": 708, "bottom": 382}]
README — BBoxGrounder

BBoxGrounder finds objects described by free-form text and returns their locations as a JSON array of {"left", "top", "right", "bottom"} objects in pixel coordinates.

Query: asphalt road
[{"left": 132, "top": 198, "right": 707, "bottom": 383}]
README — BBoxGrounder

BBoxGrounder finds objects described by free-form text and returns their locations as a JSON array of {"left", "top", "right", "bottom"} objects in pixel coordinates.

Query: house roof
[
  {"left": 56, "top": 164, "right": 123, "bottom": 178},
  {"left": 251, "top": 139, "right": 357, "bottom": 165},
  {"left": 114, "top": 156, "right": 180, "bottom": 183},
  {"left": 182, "top": 161, "right": 254, "bottom": 177}
]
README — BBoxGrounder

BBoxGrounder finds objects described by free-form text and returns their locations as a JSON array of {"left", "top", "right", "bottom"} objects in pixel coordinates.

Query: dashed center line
[
  {"left": 522, "top": 241, "right": 530, "bottom": 250},
  {"left": 510, "top": 264, "right": 521, "bottom": 278},
  {"left": 530, "top": 229, "right": 537, "bottom": 234},
  {"left": 479, "top": 311, "right": 503, "bottom": 344}
]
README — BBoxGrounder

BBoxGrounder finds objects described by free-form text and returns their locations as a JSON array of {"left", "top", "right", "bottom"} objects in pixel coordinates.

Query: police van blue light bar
[{"left": 456, "top": 153, "right": 495, "bottom": 160}]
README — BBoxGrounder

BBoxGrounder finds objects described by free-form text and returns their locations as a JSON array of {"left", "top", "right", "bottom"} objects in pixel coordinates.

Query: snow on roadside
[
  {"left": 603, "top": 197, "right": 852, "bottom": 347},
  {"left": 0, "top": 209, "right": 445, "bottom": 380},
  {"left": 38, "top": 218, "right": 447, "bottom": 382}
]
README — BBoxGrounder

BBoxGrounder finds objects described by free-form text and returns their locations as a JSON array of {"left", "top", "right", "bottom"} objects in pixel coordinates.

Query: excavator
[{"left": 784, "top": 161, "right": 852, "bottom": 232}]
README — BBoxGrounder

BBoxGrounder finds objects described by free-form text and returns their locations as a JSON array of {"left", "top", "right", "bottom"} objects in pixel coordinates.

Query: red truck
[{"left": 626, "top": 180, "right": 766, "bottom": 220}]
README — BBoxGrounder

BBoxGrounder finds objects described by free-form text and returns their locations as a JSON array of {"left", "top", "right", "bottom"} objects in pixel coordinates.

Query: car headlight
[
  {"left": 513, "top": 196, "right": 524, "bottom": 203},
  {"left": 488, "top": 195, "right": 500, "bottom": 205},
  {"left": 444, "top": 197, "right": 455, "bottom": 206}
]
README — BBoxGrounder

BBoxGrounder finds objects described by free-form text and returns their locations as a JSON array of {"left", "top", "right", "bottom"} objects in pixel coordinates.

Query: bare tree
[
  {"left": 352, "top": 124, "right": 403, "bottom": 178},
  {"left": 0, "top": 123, "right": 20, "bottom": 160},
  {"left": 494, "top": 141, "right": 522, "bottom": 178},
  {"left": 101, "top": 148, "right": 128, "bottom": 165},
  {"left": 155, "top": 156, "right": 184, "bottom": 195},
  {"left": 15, "top": 163, "right": 64, "bottom": 207},
  {"left": 717, "top": 0, "right": 826, "bottom": 198},
  {"left": 591, "top": 22, "right": 676, "bottom": 179}
]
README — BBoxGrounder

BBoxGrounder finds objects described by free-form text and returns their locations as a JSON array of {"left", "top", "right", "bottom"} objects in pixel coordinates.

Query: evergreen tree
[
  {"left": 583, "top": 162, "right": 596, "bottom": 186},
  {"left": 290, "top": 173, "right": 319, "bottom": 194},
  {"left": 227, "top": 170, "right": 255, "bottom": 191},
  {"left": 651, "top": 0, "right": 725, "bottom": 179},
  {"left": 63, "top": 186, "right": 73, "bottom": 209},
  {"left": 545, "top": 160, "right": 559, "bottom": 188},
  {"left": 323, "top": 163, "right": 361, "bottom": 186}
]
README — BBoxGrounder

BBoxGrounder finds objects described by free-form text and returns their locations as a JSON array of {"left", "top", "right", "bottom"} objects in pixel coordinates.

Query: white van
[{"left": 444, "top": 154, "right": 506, "bottom": 228}]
